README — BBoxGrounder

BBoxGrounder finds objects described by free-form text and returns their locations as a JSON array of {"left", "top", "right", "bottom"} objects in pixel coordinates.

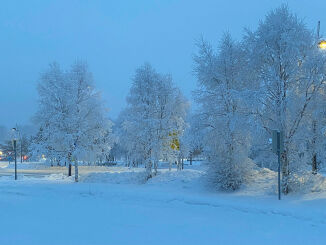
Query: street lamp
[
  {"left": 317, "top": 21, "right": 326, "bottom": 50},
  {"left": 319, "top": 40, "right": 326, "bottom": 50},
  {"left": 11, "top": 128, "right": 18, "bottom": 180}
]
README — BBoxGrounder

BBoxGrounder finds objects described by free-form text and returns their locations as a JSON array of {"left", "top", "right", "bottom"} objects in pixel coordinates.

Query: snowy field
[{"left": 0, "top": 162, "right": 326, "bottom": 245}]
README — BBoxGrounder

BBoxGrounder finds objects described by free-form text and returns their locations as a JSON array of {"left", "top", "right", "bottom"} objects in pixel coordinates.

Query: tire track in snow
[{"left": 164, "top": 198, "right": 326, "bottom": 226}]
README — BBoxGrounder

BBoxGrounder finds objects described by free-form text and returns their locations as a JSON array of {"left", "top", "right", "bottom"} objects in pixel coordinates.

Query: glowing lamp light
[
  {"left": 319, "top": 40, "right": 326, "bottom": 49},
  {"left": 0, "top": 151, "right": 2, "bottom": 155}
]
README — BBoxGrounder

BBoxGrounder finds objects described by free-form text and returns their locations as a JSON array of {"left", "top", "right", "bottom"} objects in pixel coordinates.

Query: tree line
[{"left": 4, "top": 5, "right": 326, "bottom": 192}]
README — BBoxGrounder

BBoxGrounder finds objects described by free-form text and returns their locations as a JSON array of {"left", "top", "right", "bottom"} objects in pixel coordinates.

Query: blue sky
[{"left": 0, "top": 0, "right": 324, "bottom": 127}]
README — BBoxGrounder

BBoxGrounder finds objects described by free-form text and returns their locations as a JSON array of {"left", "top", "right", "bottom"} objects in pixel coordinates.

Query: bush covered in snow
[
  {"left": 207, "top": 157, "right": 255, "bottom": 191},
  {"left": 288, "top": 171, "right": 326, "bottom": 193}
]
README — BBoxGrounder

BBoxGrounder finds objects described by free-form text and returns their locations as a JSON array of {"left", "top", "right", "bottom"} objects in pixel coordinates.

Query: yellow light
[
  {"left": 168, "top": 131, "right": 180, "bottom": 151},
  {"left": 319, "top": 40, "right": 326, "bottom": 49},
  {"left": 0, "top": 151, "right": 2, "bottom": 155},
  {"left": 170, "top": 138, "right": 180, "bottom": 151}
]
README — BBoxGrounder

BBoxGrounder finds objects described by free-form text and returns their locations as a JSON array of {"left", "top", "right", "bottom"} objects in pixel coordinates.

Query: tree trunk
[
  {"left": 190, "top": 153, "right": 193, "bottom": 166},
  {"left": 146, "top": 159, "right": 152, "bottom": 180},
  {"left": 154, "top": 160, "right": 158, "bottom": 176},
  {"left": 177, "top": 157, "right": 181, "bottom": 171},
  {"left": 312, "top": 120, "right": 317, "bottom": 175},
  {"left": 68, "top": 163, "right": 72, "bottom": 176},
  {"left": 312, "top": 154, "right": 317, "bottom": 175},
  {"left": 74, "top": 160, "right": 78, "bottom": 182}
]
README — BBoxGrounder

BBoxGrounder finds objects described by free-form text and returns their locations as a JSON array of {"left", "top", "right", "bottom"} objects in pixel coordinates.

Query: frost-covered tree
[
  {"left": 194, "top": 33, "right": 254, "bottom": 190},
  {"left": 244, "top": 5, "right": 326, "bottom": 192},
  {"left": 119, "top": 63, "right": 188, "bottom": 179},
  {"left": 32, "top": 61, "right": 113, "bottom": 181},
  {"left": 116, "top": 109, "right": 146, "bottom": 167},
  {"left": 181, "top": 114, "right": 204, "bottom": 165},
  {"left": 303, "top": 83, "right": 326, "bottom": 174}
]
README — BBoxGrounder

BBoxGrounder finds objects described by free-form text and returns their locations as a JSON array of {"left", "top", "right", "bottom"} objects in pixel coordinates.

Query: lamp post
[
  {"left": 317, "top": 21, "right": 326, "bottom": 50},
  {"left": 11, "top": 128, "right": 18, "bottom": 180},
  {"left": 311, "top": 21, "right": 326, "bottom": 174}
]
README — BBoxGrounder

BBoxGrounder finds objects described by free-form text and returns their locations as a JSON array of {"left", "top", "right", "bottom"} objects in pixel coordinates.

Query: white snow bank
[
  {"left": 1, "top": 163, "right": 326, "bottom": 198},
  {"left": 5, "top": 162, "right": 51, "bottom": 170},
  {"left": 80, "top": 167, "right": 206, "bottom": 189},
  {"left": 240, "top": 167, "right": 326, "bottom": 196},
  {"left": 80, "top": 168, "right": 147, "bottom": 184},
  {"left": 288, "top": 171, "right": 326, "bottom": 193},
  {"left": 147, "top": 169, "right": 205, "bottom": 191},
  {"left": 239, "top": 167, "right": 278, "bottom": 196},
  {"left": 0, "top": 173, "right": 73, "bottom": 182},
  {"left": 79, "top": 165, "right": 326, "bottom": 197}
]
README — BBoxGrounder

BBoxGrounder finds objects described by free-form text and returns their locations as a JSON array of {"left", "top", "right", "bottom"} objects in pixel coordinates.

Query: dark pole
[{"left": 14, "top": 140, "right": 17, "bottom": 180}]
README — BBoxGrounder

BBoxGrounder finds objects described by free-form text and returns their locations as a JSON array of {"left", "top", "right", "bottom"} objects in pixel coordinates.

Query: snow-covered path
[{"left": 0, "top": 175, "right": 326, "bottom": 245}]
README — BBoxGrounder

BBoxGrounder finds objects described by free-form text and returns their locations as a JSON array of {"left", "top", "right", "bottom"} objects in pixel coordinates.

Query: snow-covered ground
[{"left": 0, "top": 163, "right": 326, "bottom": 244}]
